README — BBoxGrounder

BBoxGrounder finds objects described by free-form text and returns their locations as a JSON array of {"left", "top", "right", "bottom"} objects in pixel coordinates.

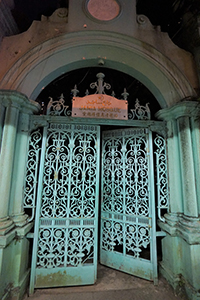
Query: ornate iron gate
[
  {"left": 29, "top": 124, "right": 100, "bottom": 292},
  {"left": 100, "top": 127, "right": 158, "bottom": 282},
  {"left": 25, "top": 122, "right": 168, "bottom": 293}
]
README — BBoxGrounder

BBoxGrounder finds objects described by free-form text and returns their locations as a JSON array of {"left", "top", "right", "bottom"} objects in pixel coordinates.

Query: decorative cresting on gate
[
  {"left": 28, "top": 123, "right": 100, "bottom": 293},
  {"left": 100, "top": 127, "right": 168, "bottom": 283}
]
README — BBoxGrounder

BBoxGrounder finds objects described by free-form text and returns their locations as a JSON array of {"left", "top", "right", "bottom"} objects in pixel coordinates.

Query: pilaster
[
  {"left": 10, "top": 106, "right": 40, "bottom": 226},
  {"left": 164, "top": 119, "right": 183, "bottom": 213},
  {"left": 156, "top": 100, "right": 200, "bottom": 300},
  {"left": 177, "top": 116, "right": 198, "bottom": 217},
  {"left": 0, "top": 103, "right": 19, "bottom": 234},
  {"left": 156, "top": 100, "right": 200, "bottom": 217},
  {"left": 0, "top": 90, "right": 40, "bottom": 234},
  {"left": 0, "top": 101, "right": 5, "bottom": 148}
]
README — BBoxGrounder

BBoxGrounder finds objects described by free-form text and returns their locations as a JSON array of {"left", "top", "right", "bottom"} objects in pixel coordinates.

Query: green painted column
[
  {"left": 156, "top": 112, "right": 183, "bottom": 219},
  {"left": 0, "top": 102, "right": 5, "bottom": 148},
  {"left": 0, "top": 104, "right": 19, "bottom": 235},
  {"left": 9, "top": 113, "right": 30, "bottom": 226},
  {"left": 190, "top": 116, "right": 200, "bottom": 214},
  {"left": 156, "top": 101, "right": 200, "bottom": 300},
  {"left": 177, "top": 116, "right": 198, "bottom": 217},
  {"left": 9, "top": 100, "right": 40, "bottom": 227},
  {"left": 157, "top": 101, "right": 200, "bottom": 218},
  {"left": 0, "top": 91, "right": 40, "bottom": 234}
]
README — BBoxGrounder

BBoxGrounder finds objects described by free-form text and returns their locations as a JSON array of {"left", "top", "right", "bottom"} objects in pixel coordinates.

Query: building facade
[{"left": 0, "top": 1, "right": 200, "bottom": 299}]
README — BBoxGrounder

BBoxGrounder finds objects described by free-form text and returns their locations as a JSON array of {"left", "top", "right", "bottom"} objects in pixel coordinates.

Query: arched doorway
[{"left": 23, "top": 68, "right": 169, "bottom": 293}]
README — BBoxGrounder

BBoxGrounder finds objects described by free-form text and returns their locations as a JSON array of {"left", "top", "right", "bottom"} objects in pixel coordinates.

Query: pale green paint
[
  {"left": 0, "top": 102, "right": 5, "bottom": 148},
  {"left": 177, "top": 116, "right": 198, "bottom": 217},
  {"left": 164, "top": 120, "right": 183, "bottom": 213},
  {"left": 9, "top": 112, "right": 30, "bottom": 226},
  {"left": 0, "top": 225, "right": 32, "bottom": 300},
  {"left": 190, "top": 117, "right": 200, "bottom": 214},
  {"left": 156, "top": 101, "right": 200, "bottom": 217},
  {"left": 156, "top": 101, "right": 200, "bottom": 300},
  {"left": 0, "top": 91, "right": 40, "bottom": 300},
  {"left": 159, "top": 218, "right": 200, "bottom": 300},
  {"left": 0, "top": 91, "right": 39, "bottom": 234},
  {"left": 0, "top": 43, "right": 199, "bottom": 300},
  {"left": 0, "top": 105, "right": 19, "bottom": 224}
]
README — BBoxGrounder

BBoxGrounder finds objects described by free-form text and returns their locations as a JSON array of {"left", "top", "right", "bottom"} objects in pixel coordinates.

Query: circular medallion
[{"left": 87, "top": 0, "right": 120, "bottom": 21}]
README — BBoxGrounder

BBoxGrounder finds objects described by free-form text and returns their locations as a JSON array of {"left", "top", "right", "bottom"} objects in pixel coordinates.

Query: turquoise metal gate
[
  {"left": 100, "top": 127, "right": 158, "bottom": 282},
  {"left": 29, "top": 124, "right": 100, "bottom": 292},
  {"left": 24, "top": 74, "right": 169, "bottom": 292}
]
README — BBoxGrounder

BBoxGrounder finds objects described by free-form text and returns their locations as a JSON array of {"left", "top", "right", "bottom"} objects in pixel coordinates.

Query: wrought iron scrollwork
[
  {"left": 23, "top": 128, "right": 42, "bottom": 221},
  {"left": 101, "top": 128, "right": 151, "bottom": 259},
  {"left": 154, "top": 134, "right": 169, "bottom": 222},
  {"left": 47, "top": 93, "right": 71, "bottom": 116},
  {"left": 36, "top": 124, "right": 99, "bottom": 268},
  {"left": 128, "top": 99, "right": 151, "bottom": 120},
  {"left": 90, "top": 73, "right": 111, "bottom": 94}
]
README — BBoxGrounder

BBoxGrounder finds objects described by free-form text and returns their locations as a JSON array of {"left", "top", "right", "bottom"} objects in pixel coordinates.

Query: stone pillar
[
  {"left": 0, "top": 101, "right": 5, "bottom": 148},
  {"left": 9, "top": 99, "right": 40, "bottom": 227},
  {"left": 177, "top": 116, "right": 198, "bottom": 217},
  {"left": 9, "top": 113, "right": 31, "bottom": 226},
  {"left": 0, "top": 104, "right": 19, "bottom": 234},
  {"left": 157, "top": 101, "right": 200, "bottom": 218},
  {"left": 0, "top": 90, "right": 39, "bottom": 300},
  {"left": 9, "top": 101, "right": 39, "bottom": 226},
  {"left": 156, "top": 110, "right": 183, "bottom": 225},
  {"left": 0, "top": 91, "right": 39, "bottom": 234},
  {"left": 156, "top": 101, "right": 200, "bottom": 300},
  {"left": 190, "top": 116, "right": 200, "bottom": 213}
]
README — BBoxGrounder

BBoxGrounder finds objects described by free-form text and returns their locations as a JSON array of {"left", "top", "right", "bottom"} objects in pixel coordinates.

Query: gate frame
[{"left": 27, "top": 114, "right": 167, "bottom": 293}]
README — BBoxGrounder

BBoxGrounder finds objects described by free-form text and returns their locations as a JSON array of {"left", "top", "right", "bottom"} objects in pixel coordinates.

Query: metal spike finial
[
  {"left": 90, "top": 73, "right": 111, "bottom": 94},
  {"left": 71, "top": 85, "right": 79, "bottom": 97},
  {"left": 121, "top": 88, "right": 129, "bottom": 100},
  {"left": 111, "top": 91, "right": 116, "bottom": 97}
]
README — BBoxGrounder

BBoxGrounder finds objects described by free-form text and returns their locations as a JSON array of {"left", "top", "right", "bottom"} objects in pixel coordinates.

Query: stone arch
[{"left": 0, "top": 31, "right": 196, "bottom": 108}]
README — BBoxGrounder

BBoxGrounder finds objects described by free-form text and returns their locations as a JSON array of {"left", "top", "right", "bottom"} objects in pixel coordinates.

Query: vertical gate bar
[
  {"left": 148, "top": 130, "right": 158, "bottom": 284},
  {"left": 65, "top": 125, "right": 73, "bottom": 267},
  {"left": 95, "top": 126, "right": 100, "bottom": 280},
  {"left": 100, "top": 134, "right": 104, "bottom": 258},
  {"left": 29, "top": 125, "right": 48, "bottom": 295},
  {"left": 122, "top": 133, "right": 126, "bottom": 256}
]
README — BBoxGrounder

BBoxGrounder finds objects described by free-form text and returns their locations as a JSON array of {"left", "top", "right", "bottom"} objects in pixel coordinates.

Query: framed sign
[{"left": 72, "top": 94, "right": 128, "bottom": 120}]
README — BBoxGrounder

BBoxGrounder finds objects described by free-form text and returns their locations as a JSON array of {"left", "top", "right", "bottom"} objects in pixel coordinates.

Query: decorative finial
[
  {"left": 90, "top": 73, "right": 111, "bottom": 94},
  {"left": 121, "top": 88, "right": 129, "bottom": 100},
  {"left": 71, "top": 85, "right": 79, "bottom": 97}
]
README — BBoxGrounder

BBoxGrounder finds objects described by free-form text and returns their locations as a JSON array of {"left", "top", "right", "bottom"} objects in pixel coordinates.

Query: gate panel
[
  {"left": 100, "top": 128, "right": 157, "bottom": 281},
  {"left": 30, "top": 124, "right": 100, "bottom": 292}
]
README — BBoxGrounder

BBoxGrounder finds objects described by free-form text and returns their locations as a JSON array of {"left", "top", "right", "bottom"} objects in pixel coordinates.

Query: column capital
[
  {"left": 156, "top": 100, "right": 200, "bottom": 121},
  {"left": 0, "top": 90, "right": 40, "bottom": 114}
]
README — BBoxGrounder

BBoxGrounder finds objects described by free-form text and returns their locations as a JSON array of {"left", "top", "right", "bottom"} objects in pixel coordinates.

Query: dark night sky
[{"left": 12, "top": 0, "right": 176, "bottom": 33}]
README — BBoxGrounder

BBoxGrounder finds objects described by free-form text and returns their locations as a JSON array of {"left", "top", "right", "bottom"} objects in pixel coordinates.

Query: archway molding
[{"left": 0, "top": 31, "right": 196, "bottom": 108}]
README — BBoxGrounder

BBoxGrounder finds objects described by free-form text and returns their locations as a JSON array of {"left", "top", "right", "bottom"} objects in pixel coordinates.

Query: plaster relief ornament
[{"left": 87, "top": 0, "right": 120, "bottom": 21}]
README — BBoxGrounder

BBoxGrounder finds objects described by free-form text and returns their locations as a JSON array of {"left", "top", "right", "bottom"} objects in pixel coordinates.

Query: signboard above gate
[{"left": 72, "top": 94, "right": 128, "bottom": 120}]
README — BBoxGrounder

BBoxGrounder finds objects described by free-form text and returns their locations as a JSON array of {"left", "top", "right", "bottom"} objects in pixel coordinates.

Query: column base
[
  {"left": 160, "top": 262, "right": 200, "bottom": 300},
  {"left": 0, "top": 223, "right": 33, "bottom": 300},
  {"left": 158, "top": 213, "right": 200, "bottom": 300},
  {"left": 0, "top": 217, "right": 15, "bottom": 235},
  {"left": 11, "top": 213, "right": 28, "bottom": 227}
]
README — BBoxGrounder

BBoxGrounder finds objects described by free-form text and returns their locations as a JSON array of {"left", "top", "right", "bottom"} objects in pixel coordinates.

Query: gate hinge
[{"left": 26, "top": 232, "right": 34, "bottom": 238}]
